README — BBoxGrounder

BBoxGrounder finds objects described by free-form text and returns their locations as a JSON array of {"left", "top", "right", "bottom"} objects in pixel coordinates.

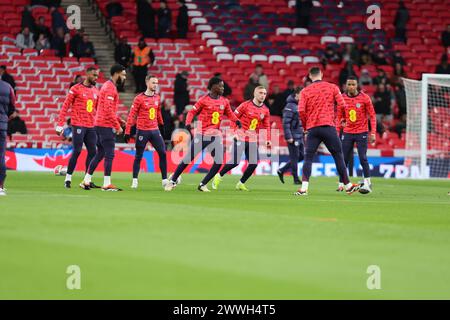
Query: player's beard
[{"left": 116, "top": 77, "right": 124, "bottom": 87}]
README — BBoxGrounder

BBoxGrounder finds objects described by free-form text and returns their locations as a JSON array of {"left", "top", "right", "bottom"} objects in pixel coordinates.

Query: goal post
[{"left": 403, "top": 74, "right": 450, "bottom": 179}]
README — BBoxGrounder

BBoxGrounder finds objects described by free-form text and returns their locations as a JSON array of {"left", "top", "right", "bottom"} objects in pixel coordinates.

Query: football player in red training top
[
  {"left": 124, "top": 74, "right": 168, "bottom": 189},
  {"left": 81, "top": 64, "right": 126, "bottom": 191},
  {"left": 337, "top": 76, "right": 376, "bottom": 194},
  {"left": 296, "top": 67, "right": 361, "bottom": 196},
  {"left": 56, "top": 67, "right": 100, "bottom": 189},
  {"left": 164, "top": 77, "right": 242, "bottom": 192},
  {"left": 211, "top": 86, "right": 271, "bottom": 191}
]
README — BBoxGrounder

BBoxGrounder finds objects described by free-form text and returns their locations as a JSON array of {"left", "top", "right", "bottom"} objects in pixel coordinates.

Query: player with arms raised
[
  {"left": 164, "top": 77, "right": 242, "bottom": 192},
  {"left": 295, "top": 67, "right": 360, "bottom": 196},
  {"left": 337, "top": 76, "right": 376, "bottom": 194},
  {"left": 56, "top": 67, "right": 99, "bottom": 189},
  {"left": 212, "top": 86, "right": 271, "bottom": 191},
  {"left": 81, "top": 64, "right": 126, "bottom": 191},
  {"left": 124, "top": 75, "right": 168, "bottom": 189}
]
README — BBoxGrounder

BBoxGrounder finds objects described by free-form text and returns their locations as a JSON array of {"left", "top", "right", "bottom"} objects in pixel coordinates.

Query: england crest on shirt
[
  {"left": 356, "top": 103, "right": 361, "bottom": 108},
  {"left": 219, "top": 105, "right": 224, "bottom": 110},
  {"left": 260, "top": 114, "right": 265, "bottom": 119}
]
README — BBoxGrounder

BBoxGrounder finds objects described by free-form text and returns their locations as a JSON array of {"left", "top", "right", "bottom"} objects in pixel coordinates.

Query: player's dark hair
[
  {"left": 110, "top": 64, "right": 125, "bottom": 76},
  {"left": 309, "top": 67, "right": 321, "bottom": 76},
  {"left": 86, "top": 66, "right": 98, "bottom": 73},
  {"left": 207, "top": 77, "right": 222, "bottom": 90},
  {"left": 347, "top": 76, "right": 358, "bottom": 82},
  {"left": 145, "top": 74, "right": 157, "bottom": 81},
  {"left": 294, "top": 86, "right": 302, "bottom": 94}
]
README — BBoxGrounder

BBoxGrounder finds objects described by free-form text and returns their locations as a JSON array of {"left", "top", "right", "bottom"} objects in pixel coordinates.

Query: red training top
[
  {"left": 94, "top": 80, "right": 121, "bottom": 131},
  {"left": 338, "top": 91, "right": 377, "bottom": 134},
  {"left": 125, "top": 93, "right": 163, "bottom": 134},
  {"left": 234, "top": 100, "right": 271, "bottom": 142}
]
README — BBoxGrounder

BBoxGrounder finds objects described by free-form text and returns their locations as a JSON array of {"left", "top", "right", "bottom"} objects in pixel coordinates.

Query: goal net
[{"left": 403, "top": 74, "right": 450, "bottom": 179}]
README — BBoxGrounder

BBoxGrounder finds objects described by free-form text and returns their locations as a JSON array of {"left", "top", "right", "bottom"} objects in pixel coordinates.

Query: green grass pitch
[{"left": 0, "top": 171, "right": 449, "bottom": 299}]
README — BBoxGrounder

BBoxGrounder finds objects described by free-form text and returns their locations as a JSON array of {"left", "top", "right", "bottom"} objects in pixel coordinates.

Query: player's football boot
[
  {"left": 198, "top": 184, "right": 211, "bottom": 192},
  {"left": 336, "top": 185, "right": 344, "bottom": 192},
  {"left": 64, "top": 181, "right": 71, "bottom": 189},
  {"left": 101, "top": 184, "right": 123, "bottom": 192},
  {"left": 236, "top": 181, "right": 249, "bottom": 191},
  {"left": 212, "top": 174, "right": 223, "bottom": 190},
  {"left": 161, "top": 179, "right": 169, "bottom": 188},
  {"left": 294, "top": 189, "right": 308, "bottom": 196},
  {"left": 277, "top": 170, "right": 285, "bottom": 184},
  {"left": 345, "top": 183, "right": 361, "bottom": 195},
  {"left": 89, "top": 182, "right": 101, "bottom": 189},
  {"left": 131, "top": 180, "right": 138, "bottom": 189},
  {"left": 79, "top": 182, "right": 91, "bottom": 190},
  {"left": 0, "top": 188, "right": 6, "bottom": 196},
  {"left": 359, "top": 183, "right": 372, "bottom": 194},
  {"left": 164, "top": 180, "right": 177, "bottom": 191}
]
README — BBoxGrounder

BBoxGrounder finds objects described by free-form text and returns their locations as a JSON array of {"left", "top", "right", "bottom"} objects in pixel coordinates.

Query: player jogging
[
  {"left": 124, "top": 74, "right": 168, "bottom": 189},
  {"left": 295, "top": 67, "right": 360, "bottom": 196},
  {"left": 336, "top": 76, "right": 376, "bottom": 194},
  {"left": 0, "top": 79, "right": 16, "bottom": 196},
  {"left": 56, "top": 67, "right": 100, "bottom": 189},
  {"left": 277, "top": 86, "right": 304, "bottom": 185},
  {"left": 81, "top": 64, "right": 126, "bottom": 191},
  {"left": 164, "top": 77, "right": 242, "bottom": 192},
  {"left": 212, "top": 86, "right": 271, "bottom": 191}
]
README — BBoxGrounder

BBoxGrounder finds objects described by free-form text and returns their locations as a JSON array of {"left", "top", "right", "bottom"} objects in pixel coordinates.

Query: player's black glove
[
  {"left": 124, "top": 134, "right": 131, "bottom": 143},
  {"left": 235, "top": 120, "right": 242, "bottom": 129}
]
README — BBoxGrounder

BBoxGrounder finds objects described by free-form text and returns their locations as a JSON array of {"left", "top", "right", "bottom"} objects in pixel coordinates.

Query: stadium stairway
[{"left": 60, "top": 0, "right": 135, "bottom": 107}]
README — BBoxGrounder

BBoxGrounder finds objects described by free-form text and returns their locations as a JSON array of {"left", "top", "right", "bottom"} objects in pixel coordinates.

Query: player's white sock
[
  {"left": 338, "top": 182, "right": 344, "bottom": 188},
  {"left": 300, "top": 181, "right": 309, "bottom": 192},
  {"left": 364, "top": 178, "right": 371, "bottom": 186},
  {"left": 65, "top": 174, "right": 72, "bottom": 182},
  {"left": 161, "top": 179, "right": 169, "bottom": 187},
  {"left": 104, "top": 176, "right": 111, "bottom": 187},
  {"left": 83, "top": 173, "right": 92, "bottom": 184}
]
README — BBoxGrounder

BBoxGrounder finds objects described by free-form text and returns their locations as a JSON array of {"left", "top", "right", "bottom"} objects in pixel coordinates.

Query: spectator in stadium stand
[
  {"left": 131, "top": 38, "right": 155, "bottom": 93},
  {"left": 114, "top": 37, "right": 132, "bottom": 68},
  {"left": 359, "top": 69, "right": 373, "bottom": 86},
  {"left": 295, "top": 0, "right": 313, "bottom": 28},
  {"left": 338, "top": 61, "right": 357, "bottom": 88},
  {"left": 394, "top": 83, "right": 407, "bottom": 117},
  {"left": 161, "top": 99, "right": 176, "bottom": 145},
  {"left": 214, "top": 73, "right": 232, "bottom": 97},
  {"left": 342, "top": 43, "right": 360, "bottom": 64},
  {"left": 359, "top": 43, "right": 373, "bottom": 66},
  {"left": 372, "top": 51, "right": 389, "bottom": 65},
  {"left": 137, "top": 0, "right": 156, "bottom": 38},
  {"left": 106, "top": 0, "right": 123, "bottom": 18},
  {"left": 174, "top": 71, "right": 190, "bottom": 116},
  {"left": 7, "top": 111, "right": 27, "bottom": 140},
  {"left": 243, "top": 74, "right": 260, "bottom": 101},
  {"left": 392, "top": 51, "right": 406, "bottom": 66},
  {"left": 394, "top": 1, "right": 409, "bottom": 43},
  {"left": 0, "top": 66, "right": 16, "bottom": 93},
  {"left": 435, "top": 54, "right": 450, "bottom": 74},
  {"left": 373, "top": 68, "right": 389, "bottom": 85},
  {"left": 176, "top": 0, "right": 189, "bottom": 39},
  {"left": 77, "top": 34, "right": 96, "bottom": 59},
  {"left": 157, "top": 1, "right": 172, "bottom": 38},
  {"left": 69, "top": 28, "right": 84, "bottom": 57},
  {"left": 69, "top": 75, "right": 83, "bottom": 88},
  {"left": 50, "top": 6, "right": 68, "bottom": 34},
  {"left": 391, "top": 63, "right": 407, "bottom": 86},
  {"left": 34, "top": 16, "right": 52, "bottom": 42},
  {"left": 320, "top": 45, "right": 342, "bottom": 67},
  {"left": 51, "top": 27, "right": 69, "bottom": 57},
  {"left": 251, "top": 64, "right": 269, "bottom": 91},
  {"left": 442, "top": 25, "right": 450, "bottom": 49},
  {"left": 21, "top": 5, "right": 36, "bottom": 32},
  {"left": 35, "top": 33, "right": 51, "bottom": 51},
  {"left": 373, "top": 83, "right": 393, "bottom": 121},
  {"left": 16, "top": 27, "right": 35, "bottom": 50},
  {"left": 267, "top": 85, "right": 286, "bottom": 116},
  {"left": 282, "top": 80, "right": 296, "bottom": 100}
]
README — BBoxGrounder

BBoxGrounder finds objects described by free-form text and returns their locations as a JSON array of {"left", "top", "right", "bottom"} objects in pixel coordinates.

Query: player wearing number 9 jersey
[
  {"left": 56, "top": 67, "right": 100, "bottom": 189},
  {"left": 212, "top": 86, "right": 271, "bottom": 191},
  {"left": 165, "top": 77, "right": 242, "bottom": 192},
  {"left": 337, "top": 76, "right": 377, "bottom": 193},
  {"left": 125, "top": 75, "right": 167, "bottom": 189}
]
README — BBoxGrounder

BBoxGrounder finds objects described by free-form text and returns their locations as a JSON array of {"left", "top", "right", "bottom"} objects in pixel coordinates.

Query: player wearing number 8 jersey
[
  {"left": 212, "top": 86, "right": 271, "bottom": 191},
  {"left": 337, "top": 76, "right": 377, "bottom": 193},
  {"left": 124, "top": 75, "right": 168, "bottom": 189},
  {"left": 165, "top": 77, "right": 242, "bottom": 192},
  {"left": 56, "top": 67, "right": 100, "bottom": 189}
]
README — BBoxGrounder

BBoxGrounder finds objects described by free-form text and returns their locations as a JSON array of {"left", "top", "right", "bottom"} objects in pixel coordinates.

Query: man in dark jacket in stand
[{"left": 277, "top": 87, "right": 304, "bottom": 185}]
